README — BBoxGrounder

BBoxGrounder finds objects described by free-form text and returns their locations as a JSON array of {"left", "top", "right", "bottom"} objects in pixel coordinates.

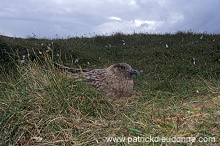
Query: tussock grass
[
  {"left": 0, "top": 32, "right": 220, "bottom": 145},
  {"left": 0, "top": 55, "right": 117, "bottom": 145}
]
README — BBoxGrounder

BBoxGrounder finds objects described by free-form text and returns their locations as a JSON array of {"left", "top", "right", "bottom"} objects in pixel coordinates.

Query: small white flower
[
  {"left": 87, "top": 61, "right": 90, "bottom": 65},
  {"left": 47, "top": 46, "right": 51, "bottom": 50},
  {"left": 74, "top": 58, "right": 79, "bottom": 63},
  {"left": 200, "top": 35, "right": 203, "bottom": 40},
  {"left": 56, "top": 54, "right": 60, "bottom": 56},
  {"left": 22, "top": 55, "right": 26, "bottom": 59},
  {"left": 123, "top": 43, "right": 126, "bottom": 45},
  {"left": 166, "top": 44, "right": 169, "bottom": 48},
  {"left": 192, "top": 58, "right": 196, "bottom": 65},
  {"left": 39, "top": 51, "right": 42, "bottom": 55}
]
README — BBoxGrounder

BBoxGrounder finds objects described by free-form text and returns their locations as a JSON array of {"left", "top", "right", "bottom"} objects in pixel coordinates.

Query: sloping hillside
[{"left": 0, "top": 32, "right": 219, "bottom": 145}]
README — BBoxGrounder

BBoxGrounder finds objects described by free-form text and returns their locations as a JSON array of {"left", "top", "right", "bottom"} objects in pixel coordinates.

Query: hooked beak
[{"left": 128, "top": 69, "right": 140, "bottom": 75}]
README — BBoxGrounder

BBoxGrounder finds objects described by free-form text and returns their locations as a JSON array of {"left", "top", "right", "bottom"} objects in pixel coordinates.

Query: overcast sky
[{"left": 0, "top": 0, "right": 220, "bottom": 38}]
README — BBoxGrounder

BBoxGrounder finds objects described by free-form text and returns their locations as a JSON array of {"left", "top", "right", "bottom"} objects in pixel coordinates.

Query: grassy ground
[{"left": 0, "top": 32, "right": 220, "bottom": 145}]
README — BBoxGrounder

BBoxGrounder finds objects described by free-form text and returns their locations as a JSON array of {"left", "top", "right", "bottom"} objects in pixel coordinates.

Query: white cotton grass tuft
[
  {"left": 200, "top": 35, "right": 203, "bottom": 40},
  {"left": 75, "top": 58, "right": 79, "bottom": 63},
  {"left": 192, "top": 58, "right": 196, "bottom": 65}
]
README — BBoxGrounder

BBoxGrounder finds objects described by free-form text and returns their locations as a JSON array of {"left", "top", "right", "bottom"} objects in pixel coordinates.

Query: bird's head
[{"left": 108, "top": 63, "right": 140, "bottom": 78}]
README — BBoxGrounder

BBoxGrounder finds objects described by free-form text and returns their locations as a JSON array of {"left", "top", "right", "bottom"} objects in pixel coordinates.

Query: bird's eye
[{"left": 119, "top": 66, "right": 126, "bottom": 70}]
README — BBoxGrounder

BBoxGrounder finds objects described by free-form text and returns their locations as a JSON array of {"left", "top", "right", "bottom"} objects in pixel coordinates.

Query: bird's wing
[{"left": 82, "top": 69, "right": 108, "bottom": 89}]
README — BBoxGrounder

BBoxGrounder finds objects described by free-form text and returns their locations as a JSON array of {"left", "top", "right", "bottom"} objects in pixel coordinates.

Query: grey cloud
[{"left": 0, "top": 0, "right": 220, "bottom": 38}]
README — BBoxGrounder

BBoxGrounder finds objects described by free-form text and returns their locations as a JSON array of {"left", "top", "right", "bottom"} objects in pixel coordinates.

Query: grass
[{"left": 0, "top": 32, "right": 220, "bottom": 145}]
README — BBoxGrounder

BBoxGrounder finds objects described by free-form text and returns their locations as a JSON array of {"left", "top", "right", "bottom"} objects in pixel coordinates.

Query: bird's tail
[
  {"left": 53, "top": 62, "right": 91, "bottom": 73},
  {"left": 54, "top": 62, "right": 69, "bottom": 70}
]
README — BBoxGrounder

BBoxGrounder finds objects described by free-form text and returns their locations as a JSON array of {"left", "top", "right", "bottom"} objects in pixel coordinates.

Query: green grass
[{"left": 0, "top": 32, "right": 220, "bottom": 145}]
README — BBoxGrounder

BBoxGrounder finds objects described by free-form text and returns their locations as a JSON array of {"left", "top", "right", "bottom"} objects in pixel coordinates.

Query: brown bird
[{"left": 54, "top": 63, "right": 140, "bottom": 98}]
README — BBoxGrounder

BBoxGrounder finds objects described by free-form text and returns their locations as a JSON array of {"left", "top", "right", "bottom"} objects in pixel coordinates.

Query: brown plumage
[{"left": 54, "top": 63, "right": 140, "bottom": 98}]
